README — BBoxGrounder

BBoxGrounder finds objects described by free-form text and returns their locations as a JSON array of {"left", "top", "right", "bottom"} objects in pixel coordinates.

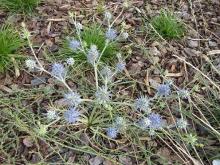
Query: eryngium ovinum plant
[{"left": 23, "top": 12, "right": 189, "bottom": 139}]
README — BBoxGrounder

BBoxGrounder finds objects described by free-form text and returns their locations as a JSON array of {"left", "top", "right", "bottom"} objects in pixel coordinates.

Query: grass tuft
[
  {"left": 150, "top": 10, "right": 185, "bottom": 40},
  {"left": 0, "top": 0, "right": 40, "bottom": 13},
  {"left": 0, "top": 25, "right": 23, "bottom": 72}
]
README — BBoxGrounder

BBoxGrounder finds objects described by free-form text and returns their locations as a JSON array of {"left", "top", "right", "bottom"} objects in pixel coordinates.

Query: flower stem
[{"left": 94, "top": 64, "right": 99, "bottom": 89}]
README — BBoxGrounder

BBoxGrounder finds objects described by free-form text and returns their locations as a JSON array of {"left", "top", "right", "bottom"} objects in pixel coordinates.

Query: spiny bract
[
  {"left": 64, "top": 107, "right": 80, "bottom": 124},
  {"left": 105, "top": 28, "right": 117, "bottom": 41},
  {"left": 64, "top": 92, "right": 82, "bottom": 107},
  {"left": 106, "top": 127, "right": 118, "bottom": 139},
  {"left": 51, "top": 63, "right": 66, "bottom": 79}
]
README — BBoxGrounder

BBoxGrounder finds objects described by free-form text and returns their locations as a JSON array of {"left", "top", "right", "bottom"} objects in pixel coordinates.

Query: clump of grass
[
  {"left": 0, "top": 0, "right": 40, "bottom": 13},
  {"left": 60, "top": 24, "right": 118, "bottom": 63},
  {"left": 150, "top": 10, "right": 185, "bottom": 40},
  {"left": 0, "top": 25, "right": 23, "bottom": 72}
]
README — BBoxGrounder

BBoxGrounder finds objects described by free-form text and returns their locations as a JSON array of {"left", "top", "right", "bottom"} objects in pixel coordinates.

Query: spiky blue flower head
[
  {"left": 115, "top": 116, "right": 124, "bottom": 127},
  {"left": 104, "top": 11, "right": 112, "bottom": 20},
  {"left": 75, "top": 22, "right": 83, "bottom": 30},
  {"left": 64, "top": 107, "right": 80, "bottom": 124},
  {"left": 115, "top": 116, "right": 127, "bottom": 131},
  {"left": 176, "top": 118, "right": 188, "bottom": 129},
  {"left": 46, "top": 110, "right": 58, "bottom": 120},
  {"left": 177, "top": 89, "right": 189, "bottom": 99},
  {"left": 106, "top": 127, "right": 118, "bottom": 139},
  {"left": 66, "top": 57, "right": 75, "bottom": 66},
  {"left": 139, "top": 117, "right": 151, "bottom": 129},
  {"left": 101, "top": 66, "right": 113, "bottom": 81},
  {"left": 134, "top": 96, "right": 151, "bottom": 113},
  {"left": 69, "top": 39, "right": 80, "bottom": 51},
  {"left": 156, "top": 84, "right": 171, "bottom": 97},
  {"left": 116, "top": 61, "right": 126, "bottom": 72},
  {"left": 25, "top": 59, "right": 37, "bottom": 70},
  {"left": 148, "top": 113, "right": 164, "bottom": 129},
  {"left": 105, "top": 28, "right": 117, "bottom": 41},
  {"left": 87, "top": 44, "right": 99, "bottom": 65},
  {"left": 95, "top": 86, "right": 111, "bottom": 104},
  {"left": 64, "top": 92, "right": 82, "bottom": 107},
  {"left": 51, "top": 63, "right": 66, "bottom": 79}
]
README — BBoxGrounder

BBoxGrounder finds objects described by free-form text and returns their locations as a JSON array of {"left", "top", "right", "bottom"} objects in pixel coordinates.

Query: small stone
[
  {"left": 183, "top": 48, "right": 200, "bottom": 57},
  {"left": 148, "top": 140, "right": 158, "bottom": 147},
  {"left": 160, "top": 47, "right": 167, "bottom": 55},
  {"left": 152, "top": 56, "right": 160, "bottom": 65},
  {"left": 157, "top": 147, "right": 171, "bottom": 158},
  {"left": 54, "top": 98, "right": 70, "bottom": 107},
  {"left": 31, "top": 153, "right": 41, "bottom": 164},
  {"left": 23, "top": 137, "right": 33, "bottom": 147},
  {"left": 83, "top": 154, "right": 91, "bottom": 162},
  {"left": 89, "top": 156, "right": 104, "bottom": 165},
  {"left": 50, "top": 44, "right": 59, "bottom": 52},
  {"left": 151, "top": 41, "right": 160, "bottom": 47},
  {"left": 187, "top": 40, "right": 199, "bottom": 48},
  {"left": 211, "top": 0, "right": 220, "bottom": 5},
  {"left": 181, "top": 11, "right": 191, "bottom": 20},
  {"left": 31, "top": 77, "right": 47, "bottom": 86},
  {"left": 80, "top": 133, "right": 90, "bottom": 145},
  {"left": 211, "top": 18, "right": 217, "bottom": 22},
  {"left": 149, "top": 47, "right": 161, "bottom": 56},
  {"left": 153, "top": 68, "right": 160, "bottom": 74},
  {"left": 103, "top": 160, "right": 114, "bottom": 165},
  {"left": 128, "top": 63, "right": 142, "bottom": 75},
  {"left": 149, "top": 78, "right": 161, "bottom": 88},
  {"left": 119, "top": 156, "right": 132, "bottom": 165},
  {"left": 208, "top": 40, "right": 218, "bottom": 47}
]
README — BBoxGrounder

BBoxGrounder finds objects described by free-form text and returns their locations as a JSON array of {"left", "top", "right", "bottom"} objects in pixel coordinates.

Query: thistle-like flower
[
  {"left": 64, "top": 107, "right": 80, "bottom": 124},
  {"left": 66, "top": 57, "right": 75, "bottom": 66},
  {"left": 46, "top": 110, "right": 58, "bottom": 120},
  {"left": 105, "top": 28, "right": 117, "bottom": 41},
  {"left": 115, "top": 116, "right": 127, "bottom": 131},
  {"left": 69, "top": 39, "right": 81, "bottom": 51},
  {"left": 64, "top": 92, "right": 82, "bottom": 106},
  {"left": 212, "top": 160, "right": 220, "bottom": 165},
  {"left": 176, "top": 118, "right": 188, "bottom": 129},
  {"left": 87, "top": 44, "right": 99, "bottom": 65},
  {"left": 25, "top": 59, "right": 37, "bottom": 70},
  {"left": 149, "top": 129, "right": 156, "bottom": 136},
  {"left": 185, "top": 134, "right": 197, "bottom": 145},
  {"left": 134, "top": 96, "right": 151, "bottom": 113},
  {"left": 156, "top": 84, "right": 171, "bottom": 97},
  {"left": 51, "top": 63, "right": 66, "bottom": 79},
  {"left": 148, "top": 113, "right": 164, "bottom": 129},
  {"left": 121, "top": 32, "right": 129, "bottom": 40},
  {"left": 106, "top": 127, "right": 118, "bottom": 139},
  {"left": 104, "top": 11, "right": 112, "bottom": 20},
  {"left": 75, "top": 22, "right": 83, "bottom": 30},
  {"left": 101, "top": 66, "right": 113, "bottom": 81},
  {"left": 95, "top": 86, "right": 111, "bottom": 104},
  {"left": 177, "top": 89, "right": 189, "bottom": 99},
  {"left": 139, "top": 117, "right": 151, "bottom": 129},
  {"left": 36, "top": 123, "right": 48, "bottom": 136},
  {"left": 116, "top": 61, "right": 126, "bottom": 72}
]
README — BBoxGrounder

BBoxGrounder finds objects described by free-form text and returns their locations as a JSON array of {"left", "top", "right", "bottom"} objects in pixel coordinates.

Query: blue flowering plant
[
  {"left": 61, "top": 11, "right": 128, "bottom": 63},
  {"left": 23, "top": 11, "right": 191, "bottom": 141}
]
